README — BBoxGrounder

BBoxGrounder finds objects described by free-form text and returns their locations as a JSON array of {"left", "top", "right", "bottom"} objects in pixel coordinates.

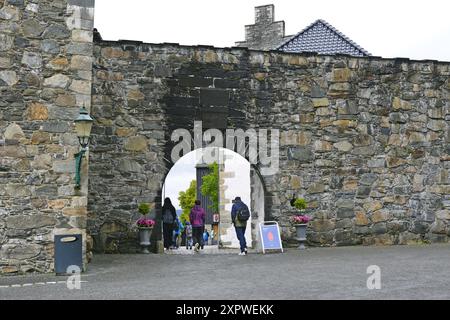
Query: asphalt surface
[{"left": 1, "top": 244, "right": 450, "bottom": 300}]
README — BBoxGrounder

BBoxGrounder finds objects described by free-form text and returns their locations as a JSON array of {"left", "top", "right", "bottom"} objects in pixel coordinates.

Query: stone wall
[
  {"left": 90, "top": 40, "right": 449, "bottom": 251},
  {"left": 0, "top": 0, "right": 95, "bottom": 274},
  {"left": 1, "top": 1, "right": 449, "bottom": 273}
]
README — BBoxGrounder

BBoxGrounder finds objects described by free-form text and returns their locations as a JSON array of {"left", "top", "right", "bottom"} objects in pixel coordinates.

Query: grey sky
[
  {"left": 163, "top": 150, "right": 250, "bottom": 210},
  {"left": 95, "top": 0, "right": 450, "bottom": 61}
]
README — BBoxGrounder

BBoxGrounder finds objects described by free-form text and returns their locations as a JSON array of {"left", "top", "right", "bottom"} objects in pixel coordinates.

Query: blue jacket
[{"left": 231, "top": 201, "right": 248, "bottom": 224}]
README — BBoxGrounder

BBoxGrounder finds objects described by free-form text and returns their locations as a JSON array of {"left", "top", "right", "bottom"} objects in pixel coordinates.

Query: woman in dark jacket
[{"left": 162, "top": 197, "right": 177, "bottom": 250}]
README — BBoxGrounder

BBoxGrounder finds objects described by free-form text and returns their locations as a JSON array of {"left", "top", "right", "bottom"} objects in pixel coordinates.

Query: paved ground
[{"left": 1, "top": 244, "right": 450, "bottom": 300}]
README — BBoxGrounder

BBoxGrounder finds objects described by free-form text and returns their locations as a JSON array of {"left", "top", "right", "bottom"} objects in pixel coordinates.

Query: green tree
[
  {"left": 201, "top": 162, "right": 219, "bottom": 213},
  {"left": 178, "top": 180, "right": 196, "bottom": 224}
]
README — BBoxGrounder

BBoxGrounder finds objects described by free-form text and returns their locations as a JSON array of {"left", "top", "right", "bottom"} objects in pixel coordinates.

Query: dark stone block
[
  {"left": 256, "top": 98, "right": 272, "bottom": 110},
  {"left": 201, "top": 105, "right": 228, "bottom": 114},
  {"left": 43, "top": 122, "right": 69, "bottom": 133},
  {"left": 68, "top": 0, "right": 95, "bottom": 7},
  {"left": 200, "top": 88, "right": 230, "bottom": 106},
  {"left": 371, "top": 223, "right": 387, "bottom": 235},
  {"left": 393, "top": 186, "right": 411, "bottom": 195},
  {"left": 387, "top": 221, "right": 409, "bottom": 233},
  {"left": 353, "top": 226, "right": 370, "bottom": 235},
  {"left": 356, "top": 186, "right": 371, "bottom": 198},
  {"left": 202, "top": 112, "right": 228, "bottom": 129},
  {"left": 228, "top": 108, "right": 245, "bottom": 118},
  {"left": 287, "top": 147, "right": 313, "bottom": 162},
  {"left": 360, "top": 173, "right": 378, "bottom": 186},
  {"left": 214, "top": 79, "right": 240, "bottom": 89},
  {"left": 35, "top": 185, "right": 58, "bottom": 197},
  {"left": 14, "top": 37, "right": 30, "bottom": 48},
  {"left": 91, "top": 126, "right": 105, "bottom": 135},
  {"left": 143, "top": 121, "right": 163, "bottom": 130},
  {"left": 43, "top": 24, "right": 70, "bottom": 40},
  {"left": 330, "top": 176, "right": 344, "bottom": 189},
  {"left": 389, "top": 113, "right": 408, "bottom": 123},
  {"left": 154, "top": 64, "right": 172, "bottom": 78},
  {"left": 165, "top": 96, "right": 199, "bottom": 108},
  {"left": 7, "top": 0, "right": 24, "bottom": 6},
  {"left": 165, "top": 104, "right": 199, "bottom": 116},
  {"left": 105, "top": 127, "right": 113, "bottom": 136},
  {"left": 335, "top": 230, "right": 354, "bottom": 242},
  {"left": 381, "top": 127, "right": 391, "bottom": 135},
  {"left": 179, "top": 76, "right": 213, "bottom": 88},
  {"left": 311, "top": 85, "right": 326, "bottom": 98},
  {"left": 336, "top": 207, "right": 355, "bottom": 219}
]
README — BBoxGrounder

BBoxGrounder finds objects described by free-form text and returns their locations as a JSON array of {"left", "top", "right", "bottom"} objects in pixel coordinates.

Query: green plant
[
  {"left": 178, "top": 180, "right": 196, "bottom": 224},
  {"left": 138, "top": 203, "right": 150, "bottom": 215},
  {"left": 293, "top": 198, "right": 307, "bottom": 211},
  {"left": 201, "top": 162, "right": 219, "bottom": 213}
]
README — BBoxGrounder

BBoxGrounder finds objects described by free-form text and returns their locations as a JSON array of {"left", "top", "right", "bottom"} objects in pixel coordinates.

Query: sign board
[
  {"left": 259, "top": 221, "right": 283, "bottom": 254},
  {"left": 213, "top": 214, "right": 220, "bottom": 223}
]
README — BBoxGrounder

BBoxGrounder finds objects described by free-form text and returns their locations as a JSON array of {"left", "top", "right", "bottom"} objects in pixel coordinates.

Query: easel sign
[{"left": 259, "top": 221, "right": 283, "bottom": 254}]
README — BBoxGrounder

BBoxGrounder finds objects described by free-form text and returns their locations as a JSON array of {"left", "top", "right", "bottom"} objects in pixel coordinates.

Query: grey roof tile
[{"left": 278, "top": 19, "right": 371, "bottom": 56}]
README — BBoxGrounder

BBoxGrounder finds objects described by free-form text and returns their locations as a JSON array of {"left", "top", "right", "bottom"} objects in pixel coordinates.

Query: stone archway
[{"left": 153, "top": 147, "right": 268, "bottom": 253}]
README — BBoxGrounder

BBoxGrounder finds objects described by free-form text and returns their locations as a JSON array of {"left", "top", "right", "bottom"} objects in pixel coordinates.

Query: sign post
[{"left": 259, "top": 221, "right": 283, "bottom": 254}]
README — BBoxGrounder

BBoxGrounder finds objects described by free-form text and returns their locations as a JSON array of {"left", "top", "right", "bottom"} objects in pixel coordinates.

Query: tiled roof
[{"left": 278, "top": 19, "right": 371, "bottom": 57}]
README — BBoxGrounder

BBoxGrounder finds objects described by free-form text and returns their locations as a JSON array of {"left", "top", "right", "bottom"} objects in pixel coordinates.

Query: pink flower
[
  {"left": 136, "top": 217, "right": 156, "bottom": 228},
  {"left": 292, "top": 215, "right": 311, "bottom": 224}
]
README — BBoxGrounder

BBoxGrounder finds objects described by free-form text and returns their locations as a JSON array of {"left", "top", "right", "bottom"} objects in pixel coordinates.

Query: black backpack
[
  {"left": 162, "top": 208, "right": 174, "bottom": 224},
  {"left": 236, "top": 204, "right": 250, "bottom": 221}
]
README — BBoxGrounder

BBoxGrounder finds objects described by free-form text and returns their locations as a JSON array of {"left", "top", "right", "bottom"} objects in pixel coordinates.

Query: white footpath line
[{"left": 0, "top": 280, "right": 88, "bottom": 289}]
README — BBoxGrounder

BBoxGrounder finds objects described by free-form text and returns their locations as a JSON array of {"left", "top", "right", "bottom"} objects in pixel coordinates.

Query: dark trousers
[
  {"left": 163, "top": 223, "right": 174, "bottom": 249},
  {"left": 192, "top": 226, "right": 204, "bottom": 249},
  {"left": 235, "top": 226, "right": 247, "bottom": 252}
]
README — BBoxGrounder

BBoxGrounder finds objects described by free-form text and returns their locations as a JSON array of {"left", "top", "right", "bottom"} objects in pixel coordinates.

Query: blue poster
[{"left": 260, "top": 222, "right": 283, "bottom": 253}]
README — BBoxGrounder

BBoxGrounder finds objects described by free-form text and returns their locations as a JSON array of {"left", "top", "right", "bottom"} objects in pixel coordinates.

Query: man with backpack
[{"left": 231, "top": 196, "right": 250, "bottom": 256}]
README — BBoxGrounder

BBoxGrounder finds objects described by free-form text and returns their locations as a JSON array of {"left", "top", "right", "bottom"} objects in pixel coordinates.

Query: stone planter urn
[
  {"left": 290, "top": 198, "right": 311, "bottom": 250},
  {"left": 139, "top": 227, "right": 153, "bottom": 254},
  {"left": 136, "top": 203, "right": 155, "bottom": 254},
  {"left": 294, "top": 224, "right": 307, "bottom": 250}
]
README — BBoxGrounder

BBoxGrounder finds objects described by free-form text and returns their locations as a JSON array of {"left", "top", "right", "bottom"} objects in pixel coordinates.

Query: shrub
[{"left": 138, "top": 203, "right": 151, "bottom": 215}]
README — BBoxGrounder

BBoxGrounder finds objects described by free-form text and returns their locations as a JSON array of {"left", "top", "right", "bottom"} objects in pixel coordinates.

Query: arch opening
[{"left": 155, "top": 147, "right": 266, "bottom": 253}]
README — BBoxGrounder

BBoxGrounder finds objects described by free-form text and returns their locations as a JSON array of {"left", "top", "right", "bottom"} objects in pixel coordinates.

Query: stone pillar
[
  {"left": 250, "top": 168, "right": 265, "bottom": 251},
  {"left": 0, "top": 0, "right": 95, "bottom": 274},
  {"left": 56, "top": 0, "right": 95, "bottom": 271}
]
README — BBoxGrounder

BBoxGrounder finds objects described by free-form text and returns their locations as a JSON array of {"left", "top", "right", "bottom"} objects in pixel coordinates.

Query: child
[
  {"left": 203, "top": 229, "right": 209, "bottom": 246},
  {"left": 172, "top": 217, "right": 182, "bottom": 249},
  {"left": 185, "top": 221, "right": 193, "bottom": 250}
]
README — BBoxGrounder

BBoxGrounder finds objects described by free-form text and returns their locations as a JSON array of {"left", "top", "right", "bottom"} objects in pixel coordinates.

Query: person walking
[
  {"left": 231, "top": 196, "right": 250, "bottom": 255},
  {"left": 185, "top": 221, "right": 193, "bottom": 250},
  {"left": 190, "top": 200, "right": 206, "bottom": 252},
  {"left": 162, "top": 197, "right": 177, "bottom": 250}
]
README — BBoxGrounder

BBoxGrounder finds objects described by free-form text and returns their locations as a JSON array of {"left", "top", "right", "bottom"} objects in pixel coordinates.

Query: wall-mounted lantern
[{"left": 74, "top": 106, "right": 93, "bottom": 189}]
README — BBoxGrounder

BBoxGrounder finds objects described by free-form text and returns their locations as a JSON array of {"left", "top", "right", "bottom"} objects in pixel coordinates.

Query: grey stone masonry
[
  {"left": 1, "top": 0, "right": 450, "bottom": 275},
  {"left": 0, "top": 0, "right": 95, "bottom": 274},
  {"left": 235, "top": 4, "right": 291, "bottom": 51},
  {"left": 89, "top": 39, "right": 450, "bottom": 255}
]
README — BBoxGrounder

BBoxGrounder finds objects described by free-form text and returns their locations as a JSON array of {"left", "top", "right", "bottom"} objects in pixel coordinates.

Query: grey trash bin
[{"left": 54, "top": 234, "right": 83, "bottom": 275}]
